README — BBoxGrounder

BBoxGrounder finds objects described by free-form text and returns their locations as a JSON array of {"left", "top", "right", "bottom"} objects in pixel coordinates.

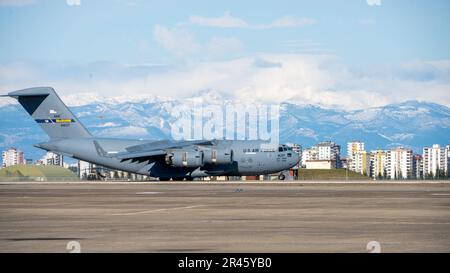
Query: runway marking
[
  {"left": 110, "top": 205, "right": 206, "bottom": 216},
  {"left": 431, "top": 193, "right": 450, "bottom": 196},
  {"left": 135, "top": 192, "right": 162, "bottom": 195}
]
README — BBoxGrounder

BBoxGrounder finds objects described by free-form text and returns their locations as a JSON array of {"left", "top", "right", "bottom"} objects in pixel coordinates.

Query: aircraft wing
[
  {"left": 105, "top": 139, "right": 215, "bottom": 162},
  {"left": 125, "top": 139, "right": 215, "bottom": 153},
  {"left": 116, "top": 150, "right": 166, "bottom": 161}
]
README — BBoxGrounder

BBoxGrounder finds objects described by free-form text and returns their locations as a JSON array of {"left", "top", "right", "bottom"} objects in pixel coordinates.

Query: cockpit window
[
  {"left": 278, "top": 145, "right": 289, "bottom": 152},
  {"left": 278, "top": 145, "right": 290, "bottom": 152}
]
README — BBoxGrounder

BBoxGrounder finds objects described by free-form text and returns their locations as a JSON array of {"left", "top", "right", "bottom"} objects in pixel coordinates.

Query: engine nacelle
[
  {"left": 165, "top": 150, "right": 204, "bottom": 168},
  {"left": 203, "top": 148, "right": 233, "bottom": 164}
]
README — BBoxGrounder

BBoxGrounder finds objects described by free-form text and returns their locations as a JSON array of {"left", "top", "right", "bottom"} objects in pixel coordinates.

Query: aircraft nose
[{"left": 289, "top": 152, "right": 300, "bottom": 168}]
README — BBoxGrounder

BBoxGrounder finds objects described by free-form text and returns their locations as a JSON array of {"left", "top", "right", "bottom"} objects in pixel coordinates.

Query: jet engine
[
  {"left": 203, "top": 148, "right": 233, "bottom": 164},
  {"left": 165, "top": 150, "right": 204, "bottom": 168}
]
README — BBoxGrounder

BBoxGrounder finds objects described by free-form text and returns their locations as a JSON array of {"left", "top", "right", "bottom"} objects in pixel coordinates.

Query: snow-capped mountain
[{"left": 0, "top": 93, "right": 449, "bottom": 160}]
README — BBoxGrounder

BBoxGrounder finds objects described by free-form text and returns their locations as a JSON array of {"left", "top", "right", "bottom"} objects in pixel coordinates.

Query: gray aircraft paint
[
  {"left": 7, "top": 87, "right": 91, "bottom": 139},
  {"left": 6, "top": 87, "right": 300, "bottom": 179}
]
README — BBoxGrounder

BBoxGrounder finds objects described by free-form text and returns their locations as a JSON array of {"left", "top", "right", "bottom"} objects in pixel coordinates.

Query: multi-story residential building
[
  {"left": 350, "top": 150, "right": 370, "bottom": 175},
  {"left": 347, "top": 141, "right": 369, "bottom": 175},
  {"left": 304, "top": 160, "right": 335, "bottom": 169},
  {"left": 347, "top": 141, "right": 365, "bottom": 158},
  {"left": 370, "top": 150, "right": 387, "bottom": 178},
  {"left": 386, "top": 147, "right": 413, "bottom": 179},
  {"left": 302, "top": 142, "right": 341, "bottom": 169},
  {"left": 37, "top": 152, "right": 63, "bottom": 166},
  {"left": 423, "top": 144, "right": 449, "bottom": 178},
  {"left": 317, "top": 141, "right": 341, "bottom": 168},
  {"left": 448, "top": 145, "right": 450, "bottom": 173},
  {"left": 412, "top": 154, "right": 423, "bottom": 179},
  {"left": 2, "top": 148, "right": 25, "bottom": 167},
  {"left": 301, "top": 147, "right": 318, "bottom": 167}
]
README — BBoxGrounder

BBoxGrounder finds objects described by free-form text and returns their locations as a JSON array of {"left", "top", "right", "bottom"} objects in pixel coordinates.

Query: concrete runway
[{"left": 1, "top": 181, "right": 450, "bottom": 252}]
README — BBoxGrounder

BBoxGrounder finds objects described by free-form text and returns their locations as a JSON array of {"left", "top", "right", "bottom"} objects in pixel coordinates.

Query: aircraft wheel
[
  {"left": 278, "top": 174, "right": 286, "bottom": 180},
  {"left": 172, "top": 177, "right": 184, "bottom": 181},
  {"left": 159, "top": 177, "right": 170, "bottom": 181},
  {"left": 186, "top": 177, "right": 194, "bottom": 181}
]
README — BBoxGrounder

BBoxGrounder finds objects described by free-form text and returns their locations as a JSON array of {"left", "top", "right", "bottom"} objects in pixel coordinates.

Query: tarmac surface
[{"left": 1, "top": 181, "right": 450, "bottom": 252}]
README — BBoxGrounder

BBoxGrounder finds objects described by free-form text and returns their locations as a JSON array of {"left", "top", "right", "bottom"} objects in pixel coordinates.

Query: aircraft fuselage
[{"left": 37, "top": 138, "right": 299, "bottom": 179}]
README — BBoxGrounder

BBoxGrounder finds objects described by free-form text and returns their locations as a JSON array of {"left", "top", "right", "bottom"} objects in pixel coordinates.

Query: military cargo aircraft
[{"left": 4, "top": 87, "right": 300, "bottom": 180}]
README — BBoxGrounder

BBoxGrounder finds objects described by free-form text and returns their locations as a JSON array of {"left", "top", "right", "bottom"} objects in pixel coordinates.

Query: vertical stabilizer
[{"left": 7, "top": 87, "right": 91, "bottom": 139}]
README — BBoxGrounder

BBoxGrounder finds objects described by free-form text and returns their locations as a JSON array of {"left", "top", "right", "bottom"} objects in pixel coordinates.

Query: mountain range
[{"left": 1, "top": 92, "right": 449, "bottom": 161}]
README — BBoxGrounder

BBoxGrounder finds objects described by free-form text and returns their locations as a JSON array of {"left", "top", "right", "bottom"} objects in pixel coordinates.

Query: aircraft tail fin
[{"left": 7, "top": 87, "right": 92, "bottom": 139}]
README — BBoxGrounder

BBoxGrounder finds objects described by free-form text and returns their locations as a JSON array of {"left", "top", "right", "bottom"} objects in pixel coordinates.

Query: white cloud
[
  {"left": 153, "top": 25, "right": 243, "bottom": 59},
  {"left": 367, "top": 0, "right": 381, "bottom": 6},
  {"left": 1, "top": 56, "right": 450, "bottom": 110},
  {"left": 153, "top": 25, "right": 199, "bottom": 57},
  {"left": 189, "top": 12, "right": 248, "bottom": 28},
  {"left": 66, "top": 0, "right": 81, "bottom": 6},
  {"left": 189, "top": 12, "right": 316, "bottom": 29}
]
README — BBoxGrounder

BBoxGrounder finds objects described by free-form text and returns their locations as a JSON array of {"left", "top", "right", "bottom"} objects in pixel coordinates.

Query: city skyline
[{"left": 3, "top": 140, "right": 449, "bottom": 180}]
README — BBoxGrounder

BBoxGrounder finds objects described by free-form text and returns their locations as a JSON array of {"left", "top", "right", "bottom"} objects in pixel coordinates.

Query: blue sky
[{"left": 1, "top": 0, "right": 449, "bottom": 109}]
